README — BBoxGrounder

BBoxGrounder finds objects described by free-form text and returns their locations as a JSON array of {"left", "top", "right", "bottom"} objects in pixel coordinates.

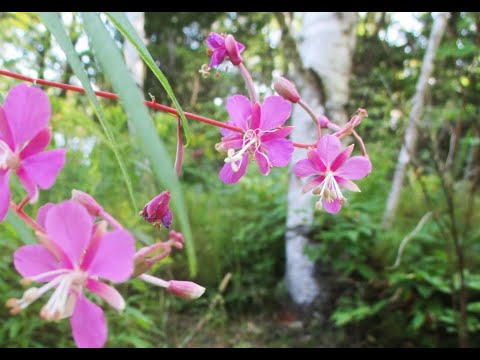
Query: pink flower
[
  {"left": 0, "top": 84, "right": 66, "bottom": 222},
  {"left": 140, "top": 191, "right": 173, "bottom": 228},
  {"left": 206, "top": 32, "right": 245, "bottom": 68},
  {"left": 217, "top": 95, "right": 294, "bottom": 184},
  {"left": 7, "top": 200, "right": 135, "bottom": 348},
  {"left": 293, "top": 134, "right": 372, "bottom": 213}
]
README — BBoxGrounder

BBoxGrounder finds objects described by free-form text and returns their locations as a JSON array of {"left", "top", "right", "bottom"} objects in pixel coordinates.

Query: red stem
[
  {"left": 9, "top": 201, "right": 44, "bottom": 233},
  {"left": 0, "top": 69, "right": 315, "bottom": 148},
  {"left": 16, "top": 196, "right": 30, "bottom": 212}
]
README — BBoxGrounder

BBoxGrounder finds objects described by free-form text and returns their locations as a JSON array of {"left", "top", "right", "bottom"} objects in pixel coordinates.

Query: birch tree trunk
[
  {"left": 280, "top": 12, "right": 357, "bottom": 307},
  {"left": 382, "top": 13, "right": 448, "bottom": 228},
  {"left": 123, "top": 12, "right": 146, "bottom": 88}
]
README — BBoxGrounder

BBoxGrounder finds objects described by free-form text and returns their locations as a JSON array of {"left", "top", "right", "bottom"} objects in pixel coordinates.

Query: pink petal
[
  {"left": 323, "top": 198, "right": 343, "bottom": 214},
  {"left": 294, "top": 159, "right": 318, "bottom": 177},
  {"left": 250, "top": 102, "right": 261, "bottom": 129},
  {"left": 220, "top": 138, "right": 244, "bottom": 150},
  {"left": 16, "top": 167, "right": 39, "bottom": 203},
  {"left": 219, "top": 153, "right": 249, "bottom": 184},
  {"left": 316, "top": 134, "right": 341, "bottom": 168},
  {"left": 13, "top": 244, "right": 61, "bottom": 280},
  {"left": 3, "top": 84, "right": 51, "bottom": 149},
  {"left": 209, "top": 48, "right": 227, "bottom": 68},
  {"left": 226, "top": 95, "right": 252, "bottom": 131},
  {"left": 18, "top": 148, "right": 66, "bottom": 189},
  {"left": 261, "top": 138, "right": 294, "bottom": 167},
  {"left": 335, "top": 176, "right": 361, "bottom": 192},
  {"left": 0, "top": 107, "right": 14, "bottom": 150},
  {"left": 260, "top": 96, "right": 292, "bottom": 130},
  {"left": 85, "top": 229, "right": 135, "bottom": 283},
  {"left": 330, "top": 144, "right": 354, "bottom": 172},
  {"left": 20, "top": 128, "right": 51, "bottom": 159},
  {"left": 237, "top": 41, "right": 246, "bottom": 53},
  {"left": 255, "top": 150, "right": 270, "bottom": 176},
  {"left": 206, "top": 32, "right": 225, "bottom": 49},
  {"left": 307, "top": 150, "right": 327, "bottom": 172},
  {"left": 220, "top": 121, "right": 238, "bottom": 137},
  {"left": 36, "top": 203, "right": 55, "bottom": 229},
  {"left": 86, "top": 279, "right": 125, "bottom": 311},
  {"left": 261, "top": 126, "right": 293, "bottom": 142},
  {"left": 336, "top": 156, "right": 372, "bottom": 180},
  {"left": 0, "top": 169, "right": 11, "bottom": 223},
  {"left": 70, "top": 295, "right": 107, "bottom": 348},
  {"left": 45, "top": 200, "right": 93, "bottom": 265},
  {"left": 302, "top": 176, "right": 324, "bottom": 194}
]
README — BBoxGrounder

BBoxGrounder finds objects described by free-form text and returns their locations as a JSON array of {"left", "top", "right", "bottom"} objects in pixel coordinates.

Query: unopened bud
[
  {"left": 273, "top": 77, "right": 300, "bottom": 103},
  {"left": 317, "top": 115, "right": 330, "bottom": 128},
  {"left": 169, "top": 230, "right": 184, "bottom": 249},
  {"left": 72, "top": 190, "right": 103, "bottom": 217},
  {"left": 225, "top": 34, "right": 243, "bottom": 65},
  {"left": 167, "top": 281, "right": 206, "bottom": 300}
]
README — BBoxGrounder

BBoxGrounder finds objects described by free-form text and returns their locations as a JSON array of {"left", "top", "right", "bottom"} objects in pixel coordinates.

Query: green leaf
[
  {"left": 38, "top": 12, "right": 137, "bottom": 211},
  {"left": 411, "top": 312, "right": 425, "bottom": 330},
  {"left": 80, "top": 12, "right": 197, "bottom": 275},
  {"left": 105, "top": 12, "right": 190, "bottom": 146},
  {"left": 467, "top": 302, "right": 480, "bottom": 313},
  {"left": 5, "top": 210, "right": 36, "bottom": 244}
]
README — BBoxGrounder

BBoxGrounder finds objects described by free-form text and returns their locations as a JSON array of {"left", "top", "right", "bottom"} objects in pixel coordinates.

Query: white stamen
[
  {"left": 0, "top": 140, "right": 20, "bottom": 170},
  {"left": 312, "top": 171, "right": 346, "bottom": 208}
]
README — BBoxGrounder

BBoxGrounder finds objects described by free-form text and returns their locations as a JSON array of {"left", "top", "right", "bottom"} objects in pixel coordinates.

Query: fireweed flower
[
  {"left": 206, "top": 32, "right": 245, "bottom": 68},
  {"left": 0, "top": 83, "right": 66, "bottom": 222},
  {"left": 7, "top": 200, "right": 135, "bottom": 348},
  {"left": 217, "top": 95, "right": 294, "bottom": 184},
  {"left": 293, "top": 134, "right": 372, "bottom": 214},
  {"left": 140, "top": 191, "right": 173, "bottom": 228}
]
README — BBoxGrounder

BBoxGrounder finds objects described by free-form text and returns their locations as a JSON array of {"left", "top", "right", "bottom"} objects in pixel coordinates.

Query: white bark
[
  {"left": 285, "top": 12, "right": 357, "bottom": 306},
  {"left": 383, "top": 13, "right": 448, "bottom": 228},
  {"left": 123, "top": 12, "right": 146, "bottom": 88},
  {"left": 299, "top": 12, "right": 357, "bottom": 125}
]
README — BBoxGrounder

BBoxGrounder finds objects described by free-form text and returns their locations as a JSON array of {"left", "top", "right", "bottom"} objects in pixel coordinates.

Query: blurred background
[{"left": 0, "top": 12, "right": 479, "bottom": 347}]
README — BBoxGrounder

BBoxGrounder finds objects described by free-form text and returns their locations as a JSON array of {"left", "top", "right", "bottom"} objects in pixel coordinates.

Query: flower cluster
[
  {"left": 1, "top": 29, "right": 372, "bottom": 349},
  {"left": 204, "top": 32, "right": 372, "bottom": 212},
  {"left": 1, "top": 85, "right": 204, "bottom": 348}
]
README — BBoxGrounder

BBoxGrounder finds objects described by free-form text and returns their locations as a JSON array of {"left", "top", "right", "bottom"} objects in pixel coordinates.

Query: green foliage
[
  {"left": 0, "top": 11, "right": 479, "bottom": 348},
  {"left": 106, "top": 12, "right": 191, "bottom": 146}
]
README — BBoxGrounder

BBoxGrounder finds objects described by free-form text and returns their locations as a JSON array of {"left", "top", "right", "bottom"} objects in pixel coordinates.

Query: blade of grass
[
  {"left": 105, "top": 12, "right": 190, "bottom": 146},
  {"left": 38, "top": 12, "right": 137, "bottom": 211},
  {"left": 80, "top": 12, "right": 197, "bottom": 275}
]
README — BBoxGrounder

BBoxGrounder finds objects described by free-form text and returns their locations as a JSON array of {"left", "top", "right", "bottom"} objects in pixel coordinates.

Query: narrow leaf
[
  {"left": 80, "top": 12, "right": 197, "bottom": 275},
  {"left": 106, "top": 12, "right": 191, "bottom": 146},
  {"left": 38, "top": 12, "right": 138, "bottom": 211}
]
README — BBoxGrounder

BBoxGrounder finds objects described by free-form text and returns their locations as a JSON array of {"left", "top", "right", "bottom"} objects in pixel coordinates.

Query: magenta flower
[
  {"left": 293, "top": 134, "right": 372, "bottom": 213},
  {"left": 140, "top": 191, "right": 173, "bottom": 228},
  {"left": 0, "top": 83, "right": 66, "bottom": 222},
  {"left": 206, "top": 32, "right": 245, "bottom": 68},
  {"left": 7, "top": 200, "right": 135, "bottom": 348},
  {"left": 217, "top": 95, "right": 294, "bottom": 184}
]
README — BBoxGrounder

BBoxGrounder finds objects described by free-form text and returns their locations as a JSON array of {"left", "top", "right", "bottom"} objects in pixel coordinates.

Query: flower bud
[
  {"left": 273, "top": 77, "right": 300, "bottom": 103},
  {"left": 169, "top": 230, "right": 184, "bottom": 249},
  {"left": 167, "top": 281, "right": 206, "bottom": 300},
  {"left": 317, "top": 115, "right": 330, "bottom": 128},
  {"left": 225, "top": 34, "right": 243, "bottom": 65},
  {"left": 71, "top": 190, "right": 103, "bottom": 217},
  {"left": 140, "top": 191, "right": 173, "bottom": 228}
]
